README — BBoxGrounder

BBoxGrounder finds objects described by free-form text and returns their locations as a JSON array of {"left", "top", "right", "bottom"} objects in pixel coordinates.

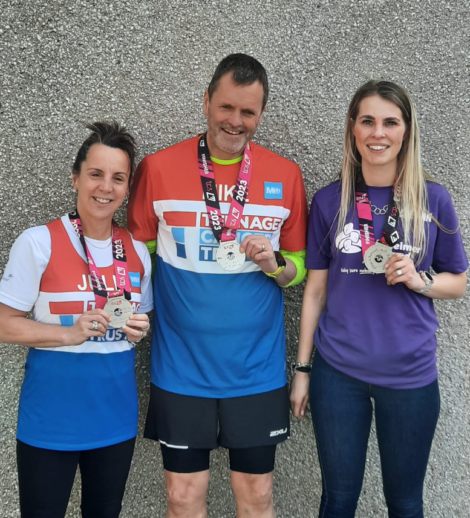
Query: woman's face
[
  {"left": 72, "top": 143, "right": 130, "bottom": 224},
  {"left": 352, "top": 95, "right": 407, "bottom": 171}
]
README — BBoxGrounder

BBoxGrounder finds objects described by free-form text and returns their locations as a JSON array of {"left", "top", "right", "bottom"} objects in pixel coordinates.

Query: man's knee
[
  {"left": 232, "top": 472, "right": 273, "bottom": 511},
  {"left": 247, "top": 477, "right": 273, "bottom": 510},
  {"left": 165, "top": 470, "right": 209, "bottom": 512}
]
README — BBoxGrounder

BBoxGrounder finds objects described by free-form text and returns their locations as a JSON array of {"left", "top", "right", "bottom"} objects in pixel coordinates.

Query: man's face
[{"left": 203, "top": 72, "right": 265, "bottom": 160}]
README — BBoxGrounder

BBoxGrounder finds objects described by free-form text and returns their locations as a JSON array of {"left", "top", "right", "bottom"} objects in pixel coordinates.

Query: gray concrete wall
[{"left": 0, "top": 1, "right": 468, "bottom": 516}]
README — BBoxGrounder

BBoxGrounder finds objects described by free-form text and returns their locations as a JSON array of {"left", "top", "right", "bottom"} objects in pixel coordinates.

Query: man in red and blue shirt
[{"left": 128, "top": 53, "right": 308, "bottom": 517}]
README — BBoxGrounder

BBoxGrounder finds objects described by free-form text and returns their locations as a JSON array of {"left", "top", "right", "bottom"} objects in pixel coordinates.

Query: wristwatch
[
  {"left": 292, "top": 362, "right": 312, "bottom": 375},
  {"left": 265, "top": 251, "right": 287, "bottom": 278},
  {"left": 414, "top": 271, "right": 434, "bottom": 294}
]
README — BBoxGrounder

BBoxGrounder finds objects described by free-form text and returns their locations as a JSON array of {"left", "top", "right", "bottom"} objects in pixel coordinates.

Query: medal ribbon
[
  {"left": 68, "top": 210, "right": 131, "bottom": 309},
  {"left": 355, "top": 172, "right": 402, "bottom": 259},
  {"left": 198, "top": 134, "right": 253, "bottom": 243}
]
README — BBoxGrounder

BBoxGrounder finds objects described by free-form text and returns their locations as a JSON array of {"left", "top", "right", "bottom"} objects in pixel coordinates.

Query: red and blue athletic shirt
[
  {"left": 0, "top": 215, "right": 153, "bottom": 450},
  {"left": 307, "top": 180, "right": 468, "bottom": 389},
  {"left": 127, "top": 136, "right": 308, "bottom": 398}
]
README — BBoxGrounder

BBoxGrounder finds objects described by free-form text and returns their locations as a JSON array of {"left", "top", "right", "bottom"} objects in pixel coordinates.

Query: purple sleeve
[
  {"left": 306, "top": 195, "right": 332, "bottom": 270},
  {"left": 432, "top": 197, "right": 468, "bottom": 274}
]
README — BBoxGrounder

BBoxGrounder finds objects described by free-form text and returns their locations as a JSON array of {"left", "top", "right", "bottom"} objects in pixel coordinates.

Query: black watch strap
[
  {"left": 274, "top": 251, "right": 287, "bottom": 268},
  {"left": 292, "top": 362, "right": 312, "bottom": 374}
]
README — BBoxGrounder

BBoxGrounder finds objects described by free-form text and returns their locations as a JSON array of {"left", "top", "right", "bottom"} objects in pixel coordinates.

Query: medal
[
  {"left": 216, "top": 240, "right": 246, "bottom": 271},
  {"left": 355, "top": 172, "right": 402, "bottom": 275},
  {"left": 364, "top": 243, "right": 393, "bottom": 274},
  {"left": 68, "top": 211, "right": 134, "bottom": 326},
  {"left": 198, "top": 135, "right": 253, "bottom": 271},
  {"left": 104, "top": 296, "right": 134, "bottom": 328}
]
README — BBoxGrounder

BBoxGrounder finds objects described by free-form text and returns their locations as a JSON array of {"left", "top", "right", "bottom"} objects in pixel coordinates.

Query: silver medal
[
  {"left": 104, "top": 296, "right": 133, "bottom": 328},
  {"left": 216, "top": 240, "right": 246, "bottom": 271},
  {"left": 364, "top": 243, "right": 393, "bottom": 274}
]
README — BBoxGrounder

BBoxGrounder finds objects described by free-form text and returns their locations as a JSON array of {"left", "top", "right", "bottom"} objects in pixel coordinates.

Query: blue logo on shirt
[
  {"left": 129, "top": 272, "right": 141, "bottom": 287},
  {"left": 172, "top": 228, "right": 187, "bottom": 259},
  {"left": 264, "top": 182, "right": 283, "bottom": 200},
  {"left": 88, "top": 329, "right": 126, "bottom": 342},
  {"left": 59, "top": 315, "right": 74, "bottom": 327}
]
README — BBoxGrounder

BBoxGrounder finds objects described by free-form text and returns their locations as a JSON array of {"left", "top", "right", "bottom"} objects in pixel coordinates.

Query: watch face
[
  {"left": 275, "top": 251, "right": 287, "bottom": 268},
  {"left": 423, "top": 271, "right": 433, "bottom": 282}
]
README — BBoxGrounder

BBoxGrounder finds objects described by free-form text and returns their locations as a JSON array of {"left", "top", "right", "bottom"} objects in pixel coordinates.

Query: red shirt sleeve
[
  {"left": 127, "top": 155, "right": 159, "bottom": 242},
  {"left": 279, "top": 164, "right": 308, "bottom": 252}
]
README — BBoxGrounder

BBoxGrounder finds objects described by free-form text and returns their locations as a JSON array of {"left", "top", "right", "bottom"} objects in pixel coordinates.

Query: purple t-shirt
[{"left": 307, "top": 180, "right": 468, "bottom": 389}]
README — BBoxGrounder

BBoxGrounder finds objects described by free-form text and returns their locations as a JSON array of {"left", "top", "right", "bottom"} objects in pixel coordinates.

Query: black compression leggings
[{"left": 17, "top": 438, "right": 135, "bottom": 518}]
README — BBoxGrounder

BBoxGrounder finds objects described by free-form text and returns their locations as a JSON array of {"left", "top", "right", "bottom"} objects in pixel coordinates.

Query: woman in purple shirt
[{"left": 290, "top": 81, "right": 468, "bottom": 518}]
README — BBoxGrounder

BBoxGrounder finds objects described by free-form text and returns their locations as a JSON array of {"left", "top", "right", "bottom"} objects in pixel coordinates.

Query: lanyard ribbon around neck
[
  {"left": 68, "top": 210, "right": 131, "bottom": 309},
  {"left": 355, "top": 173, "right": 402, "bottom": 259},
  {"left": 198, "top": 134, "right": 253, "bottom": 243}
]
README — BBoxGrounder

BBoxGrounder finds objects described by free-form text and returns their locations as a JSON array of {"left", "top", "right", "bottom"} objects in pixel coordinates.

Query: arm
[
  {"left": 239, "top": 235, "right": 299, "bottom": 287},
  {"left": 0, "top": 227, "right": 109, "bottom": 347},
  {"left": 421, "top": 271, "right": 467, "bottom": 299},
  {"left": 385, "top": 254, "right": 467, "bottom": 299},
  {"left": 385, "top": 189, "right": 468, "bottom": 299},
  {"left": 274, "top": 256, "right": 297, "bottom": 287},
  {"left": 290, "top": 269, "right": 328, "bottom": 419},
  {"left": 0, "top": 303, "right": 111, "bottom": 348},
  {"left": 279, "top": 248, "right": 307, "bottom": 287},
  {"left": 240, "top": 164, "right": 308, "bottom": 286}
]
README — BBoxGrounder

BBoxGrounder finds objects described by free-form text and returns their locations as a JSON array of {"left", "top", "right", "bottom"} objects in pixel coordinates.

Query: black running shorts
[{"left": 144, "top": 383, "right": 290, "bottom": 450}]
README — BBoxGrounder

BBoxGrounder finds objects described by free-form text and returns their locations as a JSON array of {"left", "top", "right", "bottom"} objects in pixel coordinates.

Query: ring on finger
[
  {"left": 140, "top": 330, "right": 144, "bottom": 339},
  {"left": 143, "top": 322, "right": 151, "bottom": 332},
  {"left": 261, "top": 244, "right": 265, "bottom": 251},
  {"left": 397, "top": 269, "right": 403, "bottom": 276},
  {"left": 91, "top": 320, "right": 98, "bottom": 331}
]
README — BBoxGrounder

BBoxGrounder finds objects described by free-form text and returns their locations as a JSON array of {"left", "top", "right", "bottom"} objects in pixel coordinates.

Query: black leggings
[{"left": 17, "top": 438, "right": 136, "bottom": 518}]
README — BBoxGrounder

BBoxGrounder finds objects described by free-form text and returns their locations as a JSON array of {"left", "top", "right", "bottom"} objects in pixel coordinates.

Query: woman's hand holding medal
[
  {"left": 63, "top": 309, "right": 150, "bottom": 345},
  {"left": 384, "top": 253, "right": 424, "bottom": 291},
  {"left": 63, "top": 309, "right": 111, "bottom": 346},
  {"left": 121, "top": 313, "right": 151, "bottom": 343}
]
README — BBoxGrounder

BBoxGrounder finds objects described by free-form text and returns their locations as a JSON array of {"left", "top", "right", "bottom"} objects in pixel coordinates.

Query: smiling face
[
  {"left": 352, "top": 95, "right": 407, "bottom": 174},
  {"left": 203, "top": 72, "right": 265, "bottom": 160},
  {"left": 72, "top": 143, "right": 130, "bottom": 233}
]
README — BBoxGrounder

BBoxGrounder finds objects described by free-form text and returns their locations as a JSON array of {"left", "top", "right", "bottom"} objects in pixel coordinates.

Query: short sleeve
[
  {"left": 0, "top": 226, "right": 51, "bottom": 311},
  {"left": 306, "top": 194, "right": 332, "bottom": 270},
  {"left": 431, "top": 198, "right": 468, "bottom": 274},
  {"left": 279, "top": 165, "right": 308, "bottom": 252},
  {"left": 127, "top": 155, "right": 159, "bottom": 243}
]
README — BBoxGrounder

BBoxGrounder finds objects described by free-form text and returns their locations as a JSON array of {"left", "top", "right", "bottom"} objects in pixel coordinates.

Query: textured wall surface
[{"left": 0, "top": 1, "right": 469, "bottom": 516}]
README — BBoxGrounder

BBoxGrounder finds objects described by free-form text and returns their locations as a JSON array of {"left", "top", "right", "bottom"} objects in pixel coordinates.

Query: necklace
[
  {"left": 370, "top": 204, "right": 388, "bottom": 215},
  {"left": 84, "top": 236, "right": 112, "bottom": 249}
]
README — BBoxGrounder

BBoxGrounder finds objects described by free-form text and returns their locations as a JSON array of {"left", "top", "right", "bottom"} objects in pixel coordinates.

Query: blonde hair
[{"left": 336, "top": 81, "right": 436, "bottom": 264}]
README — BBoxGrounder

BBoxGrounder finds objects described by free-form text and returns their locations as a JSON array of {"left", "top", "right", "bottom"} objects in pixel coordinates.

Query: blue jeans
[{"left": 310, "top": 351, "right": 440, "bottom": 518}]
